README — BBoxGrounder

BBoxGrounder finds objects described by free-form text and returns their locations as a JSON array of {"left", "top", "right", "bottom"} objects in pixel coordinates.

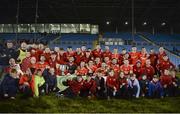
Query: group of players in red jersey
[{"left": 0, "top": 41, "right": 179, "bottom": 99}]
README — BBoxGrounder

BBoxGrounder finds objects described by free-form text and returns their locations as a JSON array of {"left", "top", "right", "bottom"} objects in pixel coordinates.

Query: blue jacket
[
  {"left": 0, "top": 74, "right": 18, "bottom": 95},
  {"left": 43, "top": 69, "right": 57, "bottom": 86},
  {"left": 148, "top": 81, "right": 163, "bottom": 97}
]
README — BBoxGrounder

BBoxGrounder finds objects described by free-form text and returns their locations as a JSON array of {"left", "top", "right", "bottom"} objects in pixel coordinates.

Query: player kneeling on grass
[
  {"left": 170, "top": 70, "right": 180, "bottom": 96},
  {"left": 19, "top": 69, "right": 34, "bottom": 97},
  {"left": 43, "top": 67, "right": 57, "bottom": 94},
  {"left": 0, "top": 69, "right": 19, "bottom": 99},
  {"left": 116, "top": 72, "right": 128, "bottom": 98},
  {"left": 127, "top": 73, "right": 140, "bottom": 98},
  {"left": 80, "top": 74, "right": 96, "bottom": 98},
  {"left": 58, "top": 76, "right": 84, "bottom": 98},
  {"left": 148, "top": 75, "right": 163, "bottom": 98},
  {"left": 139, "top": 75, "right": 149, "bottom": 97},
  {"left": 106, "top": 69, "right": 118, "bottom": 99},
  {"left": 160, "top": 69, "right": 173, "bottom": 97},
  {"left": 34, "top": 69, "right": 45, "bottom": 97}
]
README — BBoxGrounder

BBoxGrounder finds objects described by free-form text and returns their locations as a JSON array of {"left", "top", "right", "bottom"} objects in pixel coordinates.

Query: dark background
[{"left": 0, "top": 0, "right": 180, "bottom": 33}]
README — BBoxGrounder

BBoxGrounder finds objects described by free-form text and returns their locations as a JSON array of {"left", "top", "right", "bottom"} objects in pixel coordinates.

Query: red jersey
[
  {"left": 57, "top": 53, "right": 67, "bottom": 64},
  {"left": 74, "top": 52, "right": 84, "bottom": 65},
  {"left": 139, "top": 53, "right": 148, "bottom": 67},
  {"left": 133, "top": 66, "right": 143, "bottom": 79},
  {"left": 120, "top": 65, "right": 133, "bottom": 76},
  {"left": 43, "top": 53, "right": 51, "bottom": 63},
  {"left": 129, "top": 52, "right": 140, "bottom": 65},
  {"left": 141, "top": 65, "right": 155, "bottom": 80},
  {"left": 35, "top": 62, "right": 49, "bottom": 72},
  {"left": 157, "top": 60, "right": 175, "bottom": 72},
  {"left": 160, "top": 75, "right": 172, "bottom": 86},
  {"left": 158, "top": 52, "right": 167, "bottom": 63},
  {"left": 66, "top": 51, "right": 75, "bottom": 60},
  {"left": 76, "top": 67, "right": 88, "bottom": 76},
  {"left": 19, "top": 75, "right": 35, "bottom": 93},
  {"left": 118, "top": 54, "right": 124, "bottom": 65},
  {"left": 88, "top": 65, "right": 97, "bottom": 73},
  {"left": 149, "top": 53, "right": 158, "bottom": 67},
  {"left": 117, "top": 77, "right": 128, "bottom": 89},
  {"left": 102, "top": 51, "right": 112, "bottom": 59},
  {"left": 92, "top": 49, "right": 102, "bottom": 58},
  {"left": 48, "top": 58, "right": 57, "bottom": 68},
  {"left": 110, "top": 64, "right": 120, "bottom": 74},
  {"left": 106, "top": 75, "right": 118, "bottom": 89},
  {"left": 21, "top": 57, "right": 31, "bottom": 72},
  {"left": 67, "top": 79, "right": 84, "bottom": 95},
  {"left": 82, "top": 79, "right": 97, "bottom": 94},
  {"left": 111, "top": 53, "right": 119, "bottom": 60}
]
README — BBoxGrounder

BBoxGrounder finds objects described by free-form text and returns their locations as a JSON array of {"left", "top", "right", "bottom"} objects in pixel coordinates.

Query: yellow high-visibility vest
[{"left": 18, "top": 49, "right": 27, "bottom": 63}]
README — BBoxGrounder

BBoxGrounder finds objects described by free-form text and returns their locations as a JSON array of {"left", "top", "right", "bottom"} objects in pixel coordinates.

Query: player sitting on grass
[
  {"left": 106, "top": 69, "right": 118, "bottom": 100},
  {"left": 80, "top": 74, "right": 96, "bottom": 98},
  {"left": 116, "top": 72, "right": 128, "bottom": 98},
  {"left": 19, "top": 68, "right": 34, "bottom": 97},
  {"left": 33, "top": 69, "right": 45, "bottom": 97},
  {"left": 0, "top": 69, "right": 19, "bottom": 99},
  {"left": 148, "top": 75, "right": 163, "bottom": 98},
  {"left": 58, "top": 76, "right": 84, "bottom": 98},
  {"left": 43, "top": 67, "right": 57, "bottom": 94},
  {"left": 127, "top": 73, "right": 140, "bottom": 98},
  {"left": 139, "top": 75, "right": 149, "bottom": 97}
]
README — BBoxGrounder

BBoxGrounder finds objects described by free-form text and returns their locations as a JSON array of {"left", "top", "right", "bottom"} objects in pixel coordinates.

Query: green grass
[
  {"left": 0, "top": 95, "right": 180, "bottom": 113},
  {"left": 0, "top": 73, "right": 179, "bottom": 113}
]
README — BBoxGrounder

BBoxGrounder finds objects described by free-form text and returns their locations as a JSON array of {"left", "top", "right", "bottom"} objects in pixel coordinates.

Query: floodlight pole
[
  {"left": 34, "top": 0, "right": 39, "bottom": 42},
  {"left": 16, "top": 0, "right": 20, "bottom": 44},
  {"left": 131, "top": 0, "right": 135, "bottom": 45}
]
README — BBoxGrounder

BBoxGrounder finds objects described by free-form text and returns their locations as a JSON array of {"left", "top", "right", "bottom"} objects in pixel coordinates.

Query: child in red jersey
[
  {"left": 19, "top": 68, "right": 34, "bottom": 97},
  {"left": 116, "top": 72, "right": 128, "bottom": 98},
  {"left": 170, "top": 70, "right": 179, "bottom": 96},
  {"left": 106, "top": 69, "right": 118, "bottom": 99},
  {"left": 80, "top": 75, "right": 96, "bottom": 98},
  {"left": 160, "top": 69, "right": 173, "bottom": 97}
]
